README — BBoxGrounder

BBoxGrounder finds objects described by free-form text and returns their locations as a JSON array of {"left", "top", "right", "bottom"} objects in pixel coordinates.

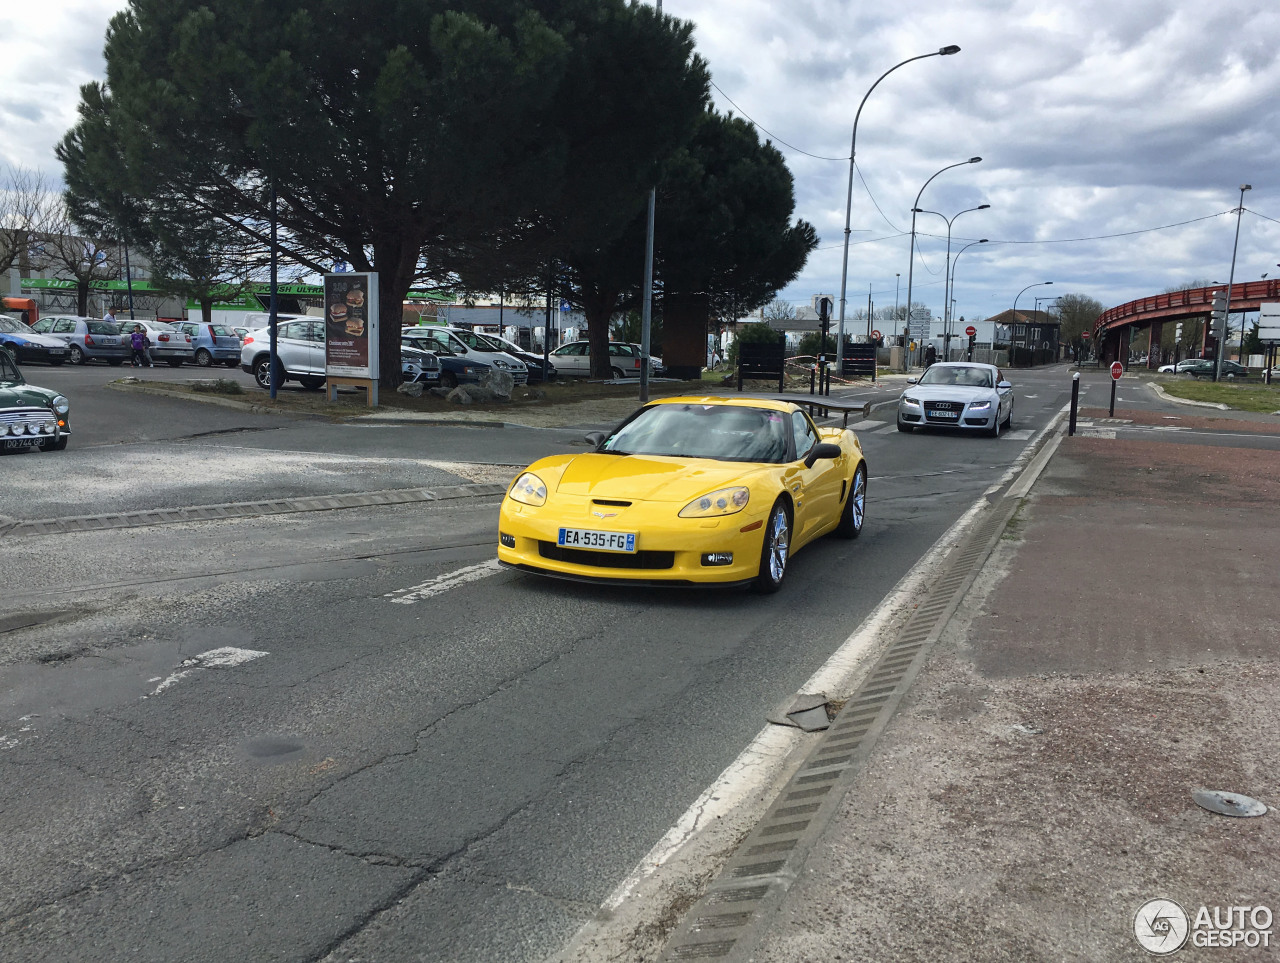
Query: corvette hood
[{"left": 554, "top": 453, "right": 767, "bottom": 503}]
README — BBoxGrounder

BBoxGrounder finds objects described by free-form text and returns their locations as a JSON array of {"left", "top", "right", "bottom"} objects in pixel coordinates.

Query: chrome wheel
[
  {"left": 837, "top": 463, "right": 866, "bottom": 538},
  {"left": 754, "top": 500, "right": 791, "bottom": 593}
]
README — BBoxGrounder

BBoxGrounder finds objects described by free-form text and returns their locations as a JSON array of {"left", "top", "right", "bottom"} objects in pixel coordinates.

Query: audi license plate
[
  {"left": 930, "top": 410, "right": 959, "bottom": 419},
  {"left": 558, "top": 528, "right": 637, "bottom": 553}
]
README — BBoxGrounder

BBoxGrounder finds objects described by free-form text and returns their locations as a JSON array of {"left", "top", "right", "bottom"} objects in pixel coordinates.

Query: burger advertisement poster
[{"left": 324, "top": 272, "right": 380, "bottom": 379}]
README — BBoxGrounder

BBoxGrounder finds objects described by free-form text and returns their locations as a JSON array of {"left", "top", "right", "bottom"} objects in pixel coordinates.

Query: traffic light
[{"left": 1210, "top": 291, "right": 1228, "bottom": 329}]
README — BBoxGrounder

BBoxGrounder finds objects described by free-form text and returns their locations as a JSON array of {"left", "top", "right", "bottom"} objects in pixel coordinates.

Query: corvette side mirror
[
  {"left": 804, "top": 442, "right": 842, "bottom": 468},
  {"left": 584, "top": 430, "right": 606, "bottom": 448}
]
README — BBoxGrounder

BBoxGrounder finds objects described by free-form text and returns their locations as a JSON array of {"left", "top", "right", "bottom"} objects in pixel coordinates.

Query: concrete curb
[
  {"left": 108, "top": 380, "right": 306, "bottom": 416},
  {"left": 1146, "top": 380, "right": 1230, "bottom": 410}
]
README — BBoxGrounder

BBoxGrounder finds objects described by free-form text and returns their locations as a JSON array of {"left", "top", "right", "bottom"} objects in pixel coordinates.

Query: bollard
[
  {"left": 1069, "top": 372, "right": 1080, "bottom": 436},
  {"left": 809, "top": 366, "right": 816, "bottom": 395}
]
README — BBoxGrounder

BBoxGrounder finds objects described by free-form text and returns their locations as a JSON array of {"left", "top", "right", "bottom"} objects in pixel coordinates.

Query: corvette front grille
[{"left": 538, "top": 542, "right": 674, "bottom": 570}]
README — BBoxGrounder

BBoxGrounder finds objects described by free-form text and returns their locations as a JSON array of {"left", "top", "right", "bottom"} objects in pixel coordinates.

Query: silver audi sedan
[{"left": 897, "top": 361, "right": 1013, "bottom": 437}]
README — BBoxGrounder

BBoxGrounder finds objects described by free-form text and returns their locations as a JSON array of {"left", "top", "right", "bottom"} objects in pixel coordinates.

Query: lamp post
[
  {"left": 1013, "top": 281, "right": 1052, "bottom": 315},
  {"left": 836, "top": 45, "right": 961, "bottom": 372},
  {"left": 912, "top": 202, "right": 989, "bottom": 358},
  {"left": 950, "top": 238, "right": 987, "bottom": 352},
  {"left": 1214, "top": 184, "right": 1250, "bottom": 382},
  {"left": 1012, "top": 281, "right": 1051, "bottom": 368},
  {"left": 638, "top": 0, "right": 663, "bottom": 403},
  {"left": 902, "top": 157, "right": 982, "bottom": 370}
]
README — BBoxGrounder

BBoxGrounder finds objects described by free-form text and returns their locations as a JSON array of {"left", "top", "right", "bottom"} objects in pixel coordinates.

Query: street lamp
[
  {"left": 913, "top": 203, "right": 989, "bottom": 358},
  {"left": 902, "top": 157, "right": 982, "bottom": 369},
  {"left": 1013, "top": 281, "right": 1052, "bottom": 315},
  {"left": 950, "top": 238, "right": 987, "bottom": 353},
  {"left": 1214, "top": 184, "right": 1250, "bottom": 382},
  {"left": 836, "top": 45, "right": 961, "bottom": 371}
]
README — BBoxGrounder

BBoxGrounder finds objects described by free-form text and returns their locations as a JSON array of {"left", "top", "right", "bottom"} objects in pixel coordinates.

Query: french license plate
[
  {"left": 3, "top": 437, "right": 40, "bottom": 450},
  {"left": 558, "top": 528, "right": 637, "bottom": 553},
  {"left": 930, "top": 410, "right": 959, "bottom": 419}
]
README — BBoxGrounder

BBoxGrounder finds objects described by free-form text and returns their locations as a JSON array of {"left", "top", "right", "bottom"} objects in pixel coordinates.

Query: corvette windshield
[
  {"left": 919, "top": 365, "right": 993, "bottom": 388},
  {"left": 602, "top": 404, "right": 790, "bottom": 463}
]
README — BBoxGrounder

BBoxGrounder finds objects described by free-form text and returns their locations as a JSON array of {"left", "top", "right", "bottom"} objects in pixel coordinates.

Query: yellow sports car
[{"left": 497, "top": 396, "right": 867, "bottom": 591}]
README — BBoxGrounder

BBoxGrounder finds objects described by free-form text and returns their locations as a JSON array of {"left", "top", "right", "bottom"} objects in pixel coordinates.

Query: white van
[{"left": 401, "top": 325, "right": 528, "bottom": 384}]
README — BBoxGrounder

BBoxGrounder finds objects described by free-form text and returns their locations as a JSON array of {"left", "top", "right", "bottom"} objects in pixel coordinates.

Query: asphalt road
[{"left": 1, "top": 364, "right": 1075, "bottom": 962}]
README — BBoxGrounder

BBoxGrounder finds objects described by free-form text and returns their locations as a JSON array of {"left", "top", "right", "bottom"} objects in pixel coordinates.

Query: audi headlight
[
  {"left": 679, "top": 487, "right": 750, "bottom": 518},
  {"left": 509, "top": 472, "right": 547, "bottom": 507},
  {"left": 968, "top": 400, "right": 991, "bottom": 410},
  {"left": 901, "top": 395, "right": 920, "bottom": 407},
  {"left": 52, "top": 395, "right": 70, "bottom": 415}
]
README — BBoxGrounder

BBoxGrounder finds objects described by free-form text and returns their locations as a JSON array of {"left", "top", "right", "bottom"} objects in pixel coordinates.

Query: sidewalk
[{"left": 752, "top": 414, "right": 1280, "bottom": 960}]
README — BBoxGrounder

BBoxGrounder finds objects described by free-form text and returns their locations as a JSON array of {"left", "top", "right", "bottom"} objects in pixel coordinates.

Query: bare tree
[
  {"left": 35, "top": 198, "right": 123, "bottom": 316},
  {"left": 763, "top": 298, "right": 797, "bottom": 328},
  {"left": 0, "top": 165, "right": 59, "bottom": 279}
]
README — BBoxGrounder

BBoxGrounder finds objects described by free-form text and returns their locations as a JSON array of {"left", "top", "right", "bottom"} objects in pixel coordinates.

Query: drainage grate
[
  {"left": 5, "top": 482, "right": 508, "bottom": 538},
  {"left": 658, "top": 458, "right": 1034, "bottom": 962}
]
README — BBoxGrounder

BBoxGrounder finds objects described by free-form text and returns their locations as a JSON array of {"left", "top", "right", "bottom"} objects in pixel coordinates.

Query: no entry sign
[
  {"left": 965, "top": 325, "right": 977, "bottom": 337},
  {"left": 1110, "top": 361, "right": 1124, "bottom": 380}
]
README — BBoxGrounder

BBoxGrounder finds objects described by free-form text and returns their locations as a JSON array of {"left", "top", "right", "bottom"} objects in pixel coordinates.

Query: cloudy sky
[{"left": 3, "top": 0, "right": 1279, "bottom": 326}]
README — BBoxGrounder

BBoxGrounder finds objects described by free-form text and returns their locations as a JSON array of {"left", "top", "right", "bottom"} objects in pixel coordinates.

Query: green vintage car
[{"left": 0, "top": 350, "right": 71, "bottom": 452}]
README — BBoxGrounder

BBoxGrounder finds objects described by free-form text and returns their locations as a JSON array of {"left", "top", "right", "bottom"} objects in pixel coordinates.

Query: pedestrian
[
  {"left": 129, "top": 324, "right": 149, "bottom": 367},
  {"left": 104, "top": 308, "right": 116, "bottom": 325},
  {"left": 924, "top": 342, "right": 937, "bottom": 368}
]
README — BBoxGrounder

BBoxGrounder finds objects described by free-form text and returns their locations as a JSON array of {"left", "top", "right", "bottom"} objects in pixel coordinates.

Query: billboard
[{"left": 324, "top": 272, "right": 380, "bottom": 379}]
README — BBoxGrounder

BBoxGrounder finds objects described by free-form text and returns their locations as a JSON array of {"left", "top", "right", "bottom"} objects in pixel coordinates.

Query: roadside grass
[
  {"left": 1154, "top": 377, "right": 1280, "bottom": 413},
  {"left": 190, "top": 378, "right": 244, "bottom": 395}
]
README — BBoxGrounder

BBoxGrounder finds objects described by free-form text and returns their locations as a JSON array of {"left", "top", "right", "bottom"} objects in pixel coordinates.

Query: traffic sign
[
  {"left": 965, "top": 325, "right": 977, "bottom": 338},
  {"left": 1082, "top": 331, "right": 1091, "bottom": 339},
  {"left": 871, "top": 329, "right": 881, "bottom": 340},
  {"left": 1110, "top": 361, "right": 1124, "bottom": 380}
]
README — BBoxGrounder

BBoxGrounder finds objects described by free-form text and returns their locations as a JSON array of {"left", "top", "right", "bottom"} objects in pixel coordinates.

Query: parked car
[
  {"left": 1175, "top": 359, "right": 1248, "bottom": 379},
  {"left": 400, "top": 337, "right": 490, "bottom": 388},
  {"left": 0, "top": 314, "right": 71, "bottom": 365},
  {"left": 240, "top": 319, "right": 328, "bottom": 390},
  {"left": 549, "top": 340, "right": 656, "bottom": 378},
  {"left": 399, "top": 340, "right": 441, "bottom": 385},
  {"left": 630, "top": 344, "right": 666, "bottom": 376},
  {"left": 401, "top": 326, "right": 527, "bottom": 385},
  {"left": 0, "top": 349, "right": 70, "bottom": 452},
  {"left": 1157, "top": 359, "right": 1204, "bottom": 374},
  {"left": 897, "top": 361, "right": 1014, "bottom": 436},
  {"left": 120, "top": 319, "right": 195, "bottom": 367},
  {"left": 173, "top": 320, "right": 242, "bottom": 367},
  {"left": 29, "top": 315, "right": 129, "bottom": 366},
  {"left": 480, "top": 333, "right": 557, "bottom": 383}
]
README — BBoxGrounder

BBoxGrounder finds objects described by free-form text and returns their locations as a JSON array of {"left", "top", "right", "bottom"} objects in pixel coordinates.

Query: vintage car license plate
[
  {"left": 558, "top": 528, "right": 637, "bottom": 552},
  {"left": 930, "top": 410, "right": 960, "bottom": 419},
  {"left": 3, "top": 437, "right": 40, "bottom": 450}
]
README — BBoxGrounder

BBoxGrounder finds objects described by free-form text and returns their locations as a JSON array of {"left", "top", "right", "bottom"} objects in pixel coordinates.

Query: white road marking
[
  {"left": 1003, "top": 429, "right": 1034, "bottom": 440},
  {"left": 873, "top": 423, "right": 897, "bottom": 434},
  {"left": 148, "top": 646, "right": 269, "bottom": 697},
  {"left": 384, "top": 559, "right": 503, "bottom": 604}
]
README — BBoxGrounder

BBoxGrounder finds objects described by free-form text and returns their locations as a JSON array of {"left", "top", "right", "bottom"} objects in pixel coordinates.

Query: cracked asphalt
[{"left": 1, "top": 364, "right": 1071, "bottom": 961}]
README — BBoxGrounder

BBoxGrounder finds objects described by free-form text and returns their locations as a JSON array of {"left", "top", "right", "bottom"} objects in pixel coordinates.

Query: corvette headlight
[
  {"left": 509, "top": 472, "right": 547, "bottom": 506},
  {"left": 679, "top": 487, "right": 750, "bottom": 518},
  {"left": 52, "top": 395, "right": 70, "bottom": 415},
  {"left": 967, "top": 400, "right": 991, "bottom": 410},
  {"left": 901, "top": 395, "right": 920, "bottom": 407}
]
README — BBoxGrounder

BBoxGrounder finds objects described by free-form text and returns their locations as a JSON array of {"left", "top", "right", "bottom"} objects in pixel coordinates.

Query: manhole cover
[{"left": 1192, "top": 789, "right": 1268, "bottom": 818}]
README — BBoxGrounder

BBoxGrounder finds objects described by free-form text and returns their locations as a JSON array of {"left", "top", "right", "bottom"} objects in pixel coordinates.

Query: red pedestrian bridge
[{"left": 1091, "top": 279, "right": 1280, "bottom": 366}]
